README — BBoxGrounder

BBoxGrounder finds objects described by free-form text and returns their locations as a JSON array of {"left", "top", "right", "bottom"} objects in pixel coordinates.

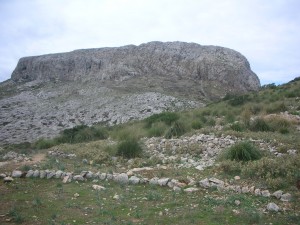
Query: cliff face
[
  {"left": 11, "top": 41, "right": 260, "bottom": 93},
  {"left": 0, "top": 41, "right": 260, "bottom": 144}
]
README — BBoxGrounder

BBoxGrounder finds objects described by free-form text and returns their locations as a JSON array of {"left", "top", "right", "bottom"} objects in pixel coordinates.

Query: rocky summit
[{"left": 0, "top": 41, "right": 260, "bottom": 144}]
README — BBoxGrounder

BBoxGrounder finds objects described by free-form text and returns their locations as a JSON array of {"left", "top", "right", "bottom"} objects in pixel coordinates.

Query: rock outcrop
[{"left": 0, "top": 41, "right": 260, "bottom": 144}]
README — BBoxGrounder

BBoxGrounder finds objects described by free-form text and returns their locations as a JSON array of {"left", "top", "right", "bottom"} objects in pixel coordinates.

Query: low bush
[
  {"left": 57, "top": 125, "right": 108, "bottom": 143},
  {"left": 116, "top": 139, "right": 142, "bottom": 159},
  {"left": 164, "top": 121, "right": 187, "bottom": 139},
  {"left": 34, "top": 138, "right": 57, "bottom": 149},
  {"left": 249, "top": 118, "right": 272, "bottom": 132},
  {"left": 147, "top": 121, "right": 168, "bottom": 137},
  {"left": 144, "top": 112, "right": 179, "bottom": 127},
  {"left": 191, "top": 121, "right": 203, "bottom": 129},
  {"left": 228, "top": 94, "right": 250, "bottom": 106},
  {"left": 265, "top": 102, "right": 287, "bottom": 114},
  {"left": 241, "top": 155, "right": 300, "bottom": 189},
  {"left": 230, "top": 122, "right": 245, "bottom": 132},
  {"left": 222, "top": 141, "right": 262, "bottom": 162}
]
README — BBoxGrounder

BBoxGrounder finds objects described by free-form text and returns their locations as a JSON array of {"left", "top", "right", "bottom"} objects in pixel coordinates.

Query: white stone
[
  {"left": 12, "top": 170, "right": 22, "bottom": 178},
  {"left": 199, "top": 178, "right": 210, "bottom": 188},
  {"left": 4, "top": 177, "right": 14, "bottom": 182},
  {"left": 184, "top": 187, "right": 199, "bottom": 193},
  {"left": 280, "top": 193, "right": 292, "bottom": 202},
  {"left": 272, "top": 190, "right": 283, "bottom": 199},
  {"left": 99, "top": 173, "right": 107, "bottom": 180},
  {"left": 158, "top": 178, "right": 169, "bottom": 186},
  {"left": 33, "top": 170, "right": 40, "bottom": 178},
  {"left": 149, "top": 177, "right": 159, "bottom": 185},
  {"left": 115, "top": 173, "right": 129, "bottom": 184},
  {"left": 209, "top": 177, "right": 224, "bottom": 186},
  {"left": 26, "top": 170, "right": 34, "bottom": 178},
  {"left": 267, "top": 202, "right": 279, "bottom": 212},
  {"left": 92, "top": 185, "right": 106, "bottom": 191},
  {"left": 234, "top": 176, "right": 240, "bottom": 180},
  {"left": 173, "top": 186, "right": 181, "bottom": 192},
  {"left": 73, "top": 175, "right": 85, "bottom": 181},
  {"left": 129, "top": 176, "right": 140, "bottom": 184},
  {"left": 40, "top": 170, "right": 46, "bottom": 179},
  {"left": 254, "top": 189, "right": 261, "bottom": 196},
  {"left": 55, "top": 170, "right": 63, "bottom": 179},
  {"left": 261, "top": 190, "right": 271, "bottom": 197}
]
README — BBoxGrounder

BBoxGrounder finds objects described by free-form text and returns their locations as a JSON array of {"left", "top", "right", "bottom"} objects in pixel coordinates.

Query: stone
[
  {"left": 113, "top": 194, "right": 120, "bottom": 200},
  {"left": 92, "top": 185, "right": 106, "bottom": 191},
  {"left": 254, "top": 189, "right": 261, "bottom": 196},
  {"left": 62, "top": 175, "right": 71, "bottom": 183},
  {"left": 39, "top": 170, "right": 46, "bottom": 179},
  {"left": 234, "top": 176, "right": 240, "bottom": 180},
  {"left": 209, "top": 178, "right": 224, "bottom": 186},
  {"left": 115, "top": 173, "right": 129, "bottom": 184},
  {"left": 158, "top": 178, "right": 169, "bottom": 186},
  {"left": 73, "top": 175, "right": 85, "bottom": 181},
  {"left": 80, "top": 171, "right": 88, "bottom": 177},
  {"left": 235, "top": 200, "right": 241, "bottom": 206},
  {"left": 4, "top": 177, "right": 14, "bottom": 182},
  {"left": 55, "top": 170, "right": 64, "bottom": 179},
  {"left": 241, "top": 186, "right": 249, "bottom": 194},
  {"left": 33, "top": 170, "right": 40, "bottom": 178},
  {"left": 129, "top": 176, "right": 140, "bottom": 185},
  {"left": 106, "top": 174, "right": 113, "bottom": 180},
  {"left": 267, "top": 203, "right": 280, "bottom": 212},
  {"left": 0, "top": 173, "right": 6, "bottom": 179},
  {"left": 149, "top": 177, "right": 159, "bottom": 185},
  {"left": 12, "top": 170, "right": 22, "bottom": 178},
  {"left": 272, "top": 190, "right": 283, "bottom": 199},
  {"left": 47, "top": 171, "right": 56, "bottom": 179},
  {"left": 280, "top": 193, "right": 292, "bottom": 202},
  {"left": 85, "top": 171, "right": 94, "bottom": 179},
  {"left": 261, "top": 190, "right": 271, "bottom": 197},
  {"left": 99, "top": 173, "right": 107, "bottom": 180},
  {"left": 26, "top": 170, "right": 34, "bottom": 178},
  {"left": 184, "top": 187, "right": 199, "bottom": 193},
  {"left": 74, "top": 193, "right": 80, "bottom": 198},
  {"left": 199, "top": 178, "right": 210, "bottom": 188},
  {"left": 173, "top": 186, "right": 182, "bottom": 192}
]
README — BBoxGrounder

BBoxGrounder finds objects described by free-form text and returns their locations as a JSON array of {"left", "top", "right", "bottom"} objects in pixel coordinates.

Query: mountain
[{"left": 0, "top": 41, "right": 260, "bottom": 144}]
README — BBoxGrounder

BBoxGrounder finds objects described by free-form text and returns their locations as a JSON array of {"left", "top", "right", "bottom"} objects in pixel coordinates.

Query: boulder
[
  {"left": 12, "top": 170, "right": 22, "bottom": 178},
  {"left": 267, "top": 203, "right": 280, "bottom": 212},
  {"left": 114, "top": 173, "right": 129, "bottom": 185}
]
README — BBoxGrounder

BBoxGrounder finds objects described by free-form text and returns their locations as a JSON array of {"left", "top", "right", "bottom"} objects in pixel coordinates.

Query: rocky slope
[{"left": 0, "top": 41, "right": 260, "bottom": 144}]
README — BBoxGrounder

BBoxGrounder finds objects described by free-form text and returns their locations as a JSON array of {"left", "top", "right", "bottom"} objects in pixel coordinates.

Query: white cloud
[{"left": 0, "top": 0, "right": 299, "bottom": 84}]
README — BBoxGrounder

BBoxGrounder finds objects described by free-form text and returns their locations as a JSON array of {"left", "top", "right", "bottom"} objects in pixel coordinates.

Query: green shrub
[
  {"left": 228, "top": 95, "right": 249, "bottom": 106},
  {"left": 249, "top": 118, "right": 272, "bottom": 132},
  {"left": 191, "top": 121, "right": 203, "bottom": 129},
  {"left": 241, "top": 155, "right": 300, "bottom": 189},
  {"left": 266, "top": 102, "right": 287, "bottom": 114},
  {"left": 223, "top": 141, "right": 262, "bottom": 162},
  {"left": 144, "top": 112, "right": 179, "bottom": 127},
  {"left": 58, "top": 125, "right": 107, "bottom": 143},
  {"left": 147, "top": 121, "right": 168, "bottom": 137},
  {"left": 230, "top": 122, "right": 245, "bottom": 132},
  {"left": 164, "top": 121, "right": 187, "bottom": 139},
  {"left": 116, "top": 139, "right": 142, "bottom": 159},
  {"left": 219, "top": 160, "right": 242, "bottom": 175},
  {"left": 34, "top": 138, "right": 56, "bottom": 149}
]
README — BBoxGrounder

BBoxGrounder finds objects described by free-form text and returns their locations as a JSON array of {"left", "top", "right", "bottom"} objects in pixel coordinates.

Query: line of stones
[{"left": 1, "top": 169, "right": 291, "bottom": 203}]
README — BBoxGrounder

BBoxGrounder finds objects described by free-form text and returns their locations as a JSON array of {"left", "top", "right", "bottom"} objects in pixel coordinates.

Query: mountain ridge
[{"left": 0, "top": 41, "right": 260, "bottom": 144}]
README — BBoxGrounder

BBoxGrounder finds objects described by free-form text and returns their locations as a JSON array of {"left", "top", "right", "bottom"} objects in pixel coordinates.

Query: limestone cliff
[{"left": 0, "top": 41, "right": 260, "bottom": 144}]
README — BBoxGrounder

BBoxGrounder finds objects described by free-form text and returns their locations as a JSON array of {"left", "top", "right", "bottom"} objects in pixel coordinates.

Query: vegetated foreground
[{"left": 0, "top": 78, "right": 300, "bottom": 224}]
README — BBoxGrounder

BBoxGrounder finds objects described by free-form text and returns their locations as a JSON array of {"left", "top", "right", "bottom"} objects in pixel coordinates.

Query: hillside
[
  {"left": 0, "top": 41, "right": 259, "bottom": 144},
  {"left": 0, "top": 77, "right": 299, "bottom": 224}
]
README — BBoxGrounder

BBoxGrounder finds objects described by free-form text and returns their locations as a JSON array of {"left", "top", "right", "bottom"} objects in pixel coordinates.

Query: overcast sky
[{"left": 0, "top": 0, "right": 299, "bottom": 85}]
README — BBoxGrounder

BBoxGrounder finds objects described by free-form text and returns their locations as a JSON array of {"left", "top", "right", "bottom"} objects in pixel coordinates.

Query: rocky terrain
[{"left": 0, "top": 41, "right": 260, "bottom": 144}]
